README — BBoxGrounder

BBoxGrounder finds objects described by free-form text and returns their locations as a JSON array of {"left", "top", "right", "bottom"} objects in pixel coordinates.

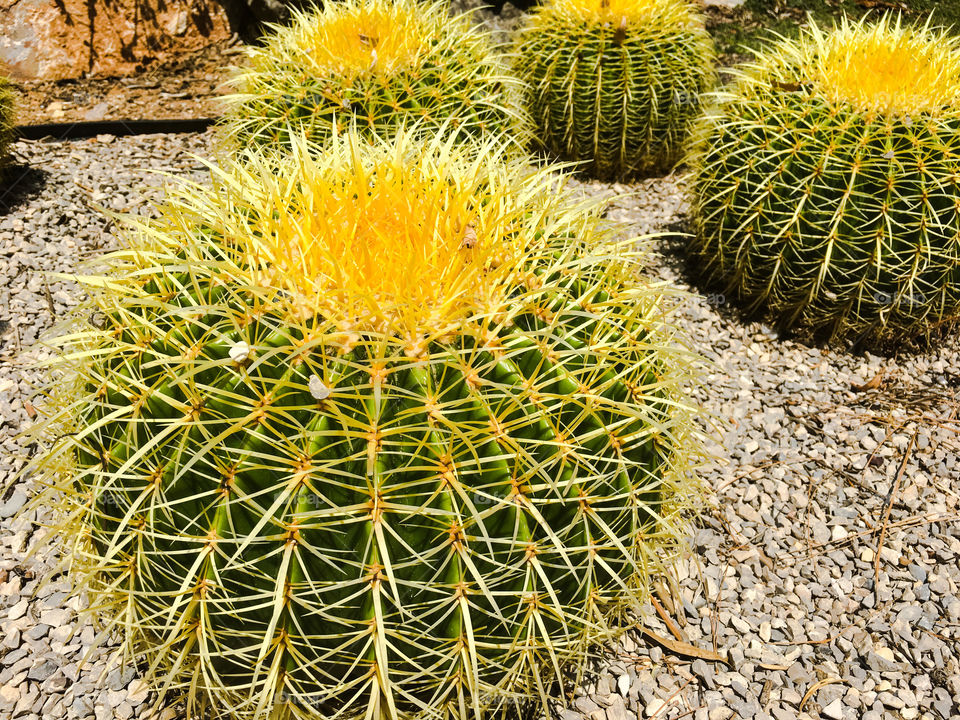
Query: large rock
[{"left": 0, "top": 0, "right": 232, "bottom": 80}]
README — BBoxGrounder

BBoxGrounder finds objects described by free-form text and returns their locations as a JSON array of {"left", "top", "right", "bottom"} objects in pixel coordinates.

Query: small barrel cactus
[
  {"left": 32, "top": 132, "right": 702, "bottom": 720},
  {"left": 0, "top": 75, "right": 14, "bottom": 174},
  {"left": 690, "top": 15, "right": 960, "bottom": 347},
  {"left": 219, "top": 0, "right": 526, "bottom": 152},
  {"left": 513, "top": 0, "right": 715, "bottom": 180}
]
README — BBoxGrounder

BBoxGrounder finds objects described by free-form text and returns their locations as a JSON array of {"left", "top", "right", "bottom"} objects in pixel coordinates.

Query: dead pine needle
[{"left": 799, "top": 677, "right": 847, "bottom": 712}]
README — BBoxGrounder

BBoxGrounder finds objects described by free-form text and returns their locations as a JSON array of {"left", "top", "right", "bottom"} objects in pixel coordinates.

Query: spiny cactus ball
[
  {"left": 0, "top": 75, "right": 14, "bottom": 175},
  {"left": 514, "top": 0, "right": 715, "bottom": 180},
  {"left": 33, "top": 132, "right": 703, "bottom": 720},
  {"left": 690, "top": 15, "right": 960, "bottom": 347},
  {"left": 220, "top": 0, "right": 526, "bottom": 152}
]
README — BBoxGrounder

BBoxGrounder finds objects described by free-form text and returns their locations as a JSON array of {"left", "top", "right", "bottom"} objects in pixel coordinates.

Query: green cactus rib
[
  {"left": 514, "top": 0, "right": 715, "bottom": 181},
  {"left": 33, "top": 135, "right": 701, "bottom": 720},
  {"left": 690, "top": 17, "right": 960, "bottom": 347},
  {"left": 219, "top": 0, "right": 527, "bottom": 153},
  {"left": 0, "top": 75, "right": 14, "bottom": 175}
]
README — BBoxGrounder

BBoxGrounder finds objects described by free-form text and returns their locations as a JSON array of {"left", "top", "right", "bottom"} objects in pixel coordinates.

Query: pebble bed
[{"left": 0, "top": 133, "right": 958, "bottom": 720}]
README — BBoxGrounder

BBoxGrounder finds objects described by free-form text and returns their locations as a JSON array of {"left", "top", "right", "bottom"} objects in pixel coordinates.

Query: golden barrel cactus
[
  {"left": 514, "top": 0, "right": 715, "bottom": 180},
  {"left": 31, "top": 133, "right": 702, "bottom": 720},
  {"left": 690, "top": 16, "right": 960, "bottom": 346},
  {"left": 220, "top": 0, "right": 527, "bottom": 152}
]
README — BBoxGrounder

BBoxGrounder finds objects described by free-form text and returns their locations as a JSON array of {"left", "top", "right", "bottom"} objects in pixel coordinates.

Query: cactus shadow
[
  {"left": 655, "top": 215, "right": 770, "bottom": 332},
  {"left": 0, "top": 162, "right": 48, "bottom": 216},
  {"left": 655, "top": 216, "right": 960, "bottom": 358}
]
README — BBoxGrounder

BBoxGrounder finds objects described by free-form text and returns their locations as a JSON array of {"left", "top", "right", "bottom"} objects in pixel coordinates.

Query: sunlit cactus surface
[
  {"left": 0, "top": 75, "right": 14, "bottom": 174},
  {"left": 220, "top": 0, "right": 526, "bottom": 152},
  {"left": 514, "top": 0, "right": 715, "bottom": 180},
  {"left": 690, "top": 15, "right": 960, "bottom": 346},
  {"left": 32, "top": 132, "right": 702, "bottom": 720}
]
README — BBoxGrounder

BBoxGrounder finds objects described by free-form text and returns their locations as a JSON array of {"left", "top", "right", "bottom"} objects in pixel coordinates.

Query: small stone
[
  {"left": 708, "top": 707, "right": 734, "bottom": 720},
  {"left": 644, "top": 699, "right": 666, "bottom": 717},
  {"left": 0, "top": 490, "right": 27, "bottom": 519},
  {"left": 28, "top": 660, "right": 57, "bottom": 681},
  {"left": 875, "top": 646, "right": 895, "bottom": 663},
  {"left": 83, "top": 102, "right": 111, "bottom": 122},
  {"left": 127, "top": 679, "right": 149, "bottom": 705},
  {"left": 811, "top": 520, "right": 830, "bottom": 545},
  {"left": 822, "top": 698, "right": 844, "bottom": 720},
  {"left": 39, "top": 609, "right": 71, "bottom": 627},
  {"left": 24, "top": 623, "right": 49, "bottom": 641},
  {"left": 0, "top": 683, "right": 20, "bottom": 709},
  {"left": 7, "top": 599, "right": 28, "bottom": 621},
  {"left": 878, "top": 691, "right": 904, "bottom": 709},
  {"left": 691, "top": 658, "right": 715, "bottom": 689},
  {"left": 576, "top": 697, "right": 600, "bottom": 715},
  {"left": 606, "top": 695, "right": 628, "bottom": 720}
]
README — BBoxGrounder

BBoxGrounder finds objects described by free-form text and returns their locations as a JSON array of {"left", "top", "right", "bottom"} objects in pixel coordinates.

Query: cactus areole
[
  {"left": 35, "top": 134, "right": 700, "bottom": 720},
  {"left": 514, "top": 0, "right": 715, "bottom": 180},
  {"left": 691, "top": 15, "right": 960, "bottom": 346}
]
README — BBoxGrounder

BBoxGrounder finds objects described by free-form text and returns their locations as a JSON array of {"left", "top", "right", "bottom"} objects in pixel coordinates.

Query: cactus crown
[
  {"left": 286, "top": 1, "right": 435, "bottom": 77},
  {"left": 243, "top": 139, "right": 533, "bottom": 342},
  {"left": 756, "top": 15, "right": 960, "bottom": 117}
]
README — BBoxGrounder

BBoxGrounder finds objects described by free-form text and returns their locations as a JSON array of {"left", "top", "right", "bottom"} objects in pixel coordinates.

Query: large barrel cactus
[
  {"left": 513, "top": 0, "right": 715, "bottom": 180},
  {"left": 0, "top": 75, "right": 14, "bottom": 175},
  {"left": 219, "top": 0, "right": 526, "bottom": 152},
  {"left": 32, "top": 132, "right": 702, "bottom": 720},
  {"left": 690, "top": 15, "right": 960, "bottom": 347}
]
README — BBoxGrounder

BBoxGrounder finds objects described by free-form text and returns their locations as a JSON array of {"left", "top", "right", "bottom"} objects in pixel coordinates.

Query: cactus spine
[
  {"left": 690, "top": 15, "right": 960, "bottom": 346},
  {"left": 220, "top": 0, "right": 526, "bottom": 152},
  {"left": 32, "top": 132, "right": 702, "bottom": 720},
  {"left": 514, "top": 0, "right": 715, "bottom": 180}
]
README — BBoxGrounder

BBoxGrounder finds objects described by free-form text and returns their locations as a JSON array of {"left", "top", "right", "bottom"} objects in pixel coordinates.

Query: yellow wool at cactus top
[
  {"left": 247, "top": 143, "right": 529, "bottom": 340},
  {"left": 785, "top": 16, "right": 960, "bottom": 116},
  {"left": 300, "top": 2, "right": 429, "bottom": 76}
]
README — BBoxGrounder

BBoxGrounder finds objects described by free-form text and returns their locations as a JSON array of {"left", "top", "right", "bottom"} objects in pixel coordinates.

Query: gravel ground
[{"left": 1, "top": 133, "right": 958, "bottom": 720}]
